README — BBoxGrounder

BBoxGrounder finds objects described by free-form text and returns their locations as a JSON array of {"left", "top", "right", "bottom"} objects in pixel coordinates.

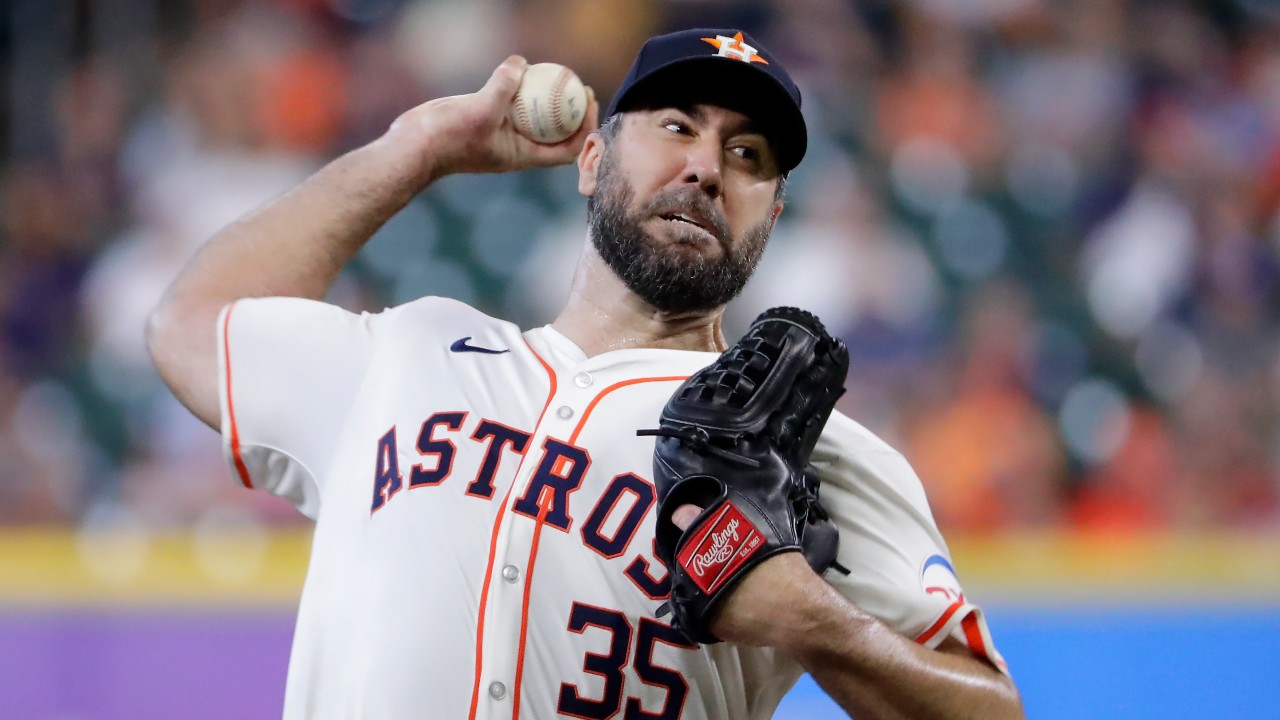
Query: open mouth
[{"left": 659, "top": 212, "right": 715, "bottom": 239}]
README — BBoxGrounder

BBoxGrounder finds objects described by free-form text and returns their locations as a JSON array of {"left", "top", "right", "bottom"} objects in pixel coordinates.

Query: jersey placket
[{"left": 470, "top": 365, "right": 597, "bottom": 720}]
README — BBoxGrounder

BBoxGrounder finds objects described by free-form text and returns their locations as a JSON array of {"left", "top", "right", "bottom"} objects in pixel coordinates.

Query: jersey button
[
  {"left": 501, "top": 565, "right": 520, "bottom": 583},
  {"left": 488, "top": 681, "right": 507, "bottom": 700},
  {"left": 573, "top": 372, "right": 593, "bottom": 388},
  {"left": 556, "top": 405, "right": 574, "bottom": 420}
]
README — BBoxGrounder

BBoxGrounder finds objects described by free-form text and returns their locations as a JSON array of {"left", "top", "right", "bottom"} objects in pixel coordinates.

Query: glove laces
[
  {"left": 791, "top": 482, "right": 829, "bottom": 522},
  {"left": 635, "top": 425, "right": 762, "bottom": 468}
]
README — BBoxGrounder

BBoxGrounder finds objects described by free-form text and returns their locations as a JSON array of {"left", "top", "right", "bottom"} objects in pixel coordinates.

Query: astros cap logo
[
  {"left": 607, "top": 28, "right": 806, "bottom": 171},
  {"left": 701, "top": 32, "right": 769, "bottom": 64}
]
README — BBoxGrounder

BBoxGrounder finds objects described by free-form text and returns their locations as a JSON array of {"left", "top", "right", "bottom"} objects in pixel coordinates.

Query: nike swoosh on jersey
[{"left": 450, "top": 337, "right": 510, "bottom": 355}]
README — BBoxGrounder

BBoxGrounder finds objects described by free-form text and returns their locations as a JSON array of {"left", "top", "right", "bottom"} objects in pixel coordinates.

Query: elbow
[
  {"left": 1010, "top": 691, "right": 1027, "bottom": 720},
  {"left": 143, "top": 293, "right": 225, "bottom": 430},
  {"left": 992, "top": 674, "right": 1026, "bottom": 720},
  {"left": 144, "top": 299, "right": 178, "bottom": 375},
  {"left": 144, "top": 303, "right": 164, "bottom": 366},
  {"left": 144, "top": 292, "right": 214, "bottom": 385}
]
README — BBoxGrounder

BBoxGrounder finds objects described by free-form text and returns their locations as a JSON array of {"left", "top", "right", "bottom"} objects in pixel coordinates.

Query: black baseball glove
[{"left": 637, "top": 307, "right": 850, "bottom": 645}]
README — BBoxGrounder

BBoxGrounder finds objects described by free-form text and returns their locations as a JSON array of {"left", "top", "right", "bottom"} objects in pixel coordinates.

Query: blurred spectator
[
  {"left": 1068, "top": 405, "right": 1178, "bottom": 532},
  {"left": 905, "top": 283, "right": 1066, "bottom": 531},
  {"left": 0, "top": 0, "right": 1277, "bottom": 536},
  {"left": 0, "top": 163, "right": 95, "bottom": 377}
]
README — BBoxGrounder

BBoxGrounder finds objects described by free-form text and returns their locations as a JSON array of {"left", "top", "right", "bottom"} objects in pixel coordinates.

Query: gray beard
[{"left": 587, "top": 152, "right": 771, "bottom": 314}]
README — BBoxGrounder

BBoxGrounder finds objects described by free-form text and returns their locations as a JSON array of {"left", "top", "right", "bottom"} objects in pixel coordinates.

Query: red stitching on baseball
[
  {"left": 550, "top": 68, "right": 571, "bottom": 135},
  {"left": 512, "top": 93, "right": 531, "bottom": 135}
]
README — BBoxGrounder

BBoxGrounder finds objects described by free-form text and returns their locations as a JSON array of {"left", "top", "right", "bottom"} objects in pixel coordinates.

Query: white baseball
[{"left": 508, "top": 63, "right": 587, "bottom": 144}]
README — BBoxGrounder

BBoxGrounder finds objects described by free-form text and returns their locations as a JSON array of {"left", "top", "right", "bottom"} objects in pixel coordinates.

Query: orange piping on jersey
[
  {"left": 960, "top": 613, "right": 989, "bottom": 656},
  {"left": 222, "top": 302, "right": 253, "bottom": 489},
  {"left": 960, "top": 612, "right": 1007, "bottom": 671},
  {"left": 467, "top": 339, "right": 557, "bottom": 720},
  {"left": 960, "top": 613, "right": 985, "bottom": 654},
  {"left": 510, "top": 488, "right": 553, "bottom": 720},
  {"left": 915, "top": 600, "right": 965, "bottom": 646},
  {"left": 509, "top": 373, "right": 689, "bottom": 718},
  {"left": 568, "top": 376, "right": 690, "bottom": 444}
]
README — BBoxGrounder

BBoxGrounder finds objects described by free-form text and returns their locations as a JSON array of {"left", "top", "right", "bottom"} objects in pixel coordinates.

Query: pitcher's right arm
[{"left": 145, "top": 56, "right": 597, "bottom": 429}]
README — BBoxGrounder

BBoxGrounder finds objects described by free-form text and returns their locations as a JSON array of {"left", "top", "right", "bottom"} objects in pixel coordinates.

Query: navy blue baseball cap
[{"left": 606, "top": 28, "right": 807, "bottom": 173}]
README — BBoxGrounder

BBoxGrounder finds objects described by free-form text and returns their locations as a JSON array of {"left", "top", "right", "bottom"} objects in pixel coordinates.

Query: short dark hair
[{"left": 595, "top": 114, "right": 787, "bottom": 201}]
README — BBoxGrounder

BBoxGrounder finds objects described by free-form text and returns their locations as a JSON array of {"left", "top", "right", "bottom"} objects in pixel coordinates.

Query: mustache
[{"left": 638, "top": 188, "right": 731, "bottom": 246}]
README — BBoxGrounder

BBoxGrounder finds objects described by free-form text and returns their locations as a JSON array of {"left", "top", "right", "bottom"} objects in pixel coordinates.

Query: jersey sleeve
[
  {"left": 812, "top": 413, "right": 1010, "bottom": 675},
  {"left": 217, "top": 297, "right": 377, "bottom": 519}
]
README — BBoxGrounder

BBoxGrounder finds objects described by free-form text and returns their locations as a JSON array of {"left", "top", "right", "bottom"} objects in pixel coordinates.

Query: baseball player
[{"left": 148, "top": 28, "right": 1023, "bottom": 720}]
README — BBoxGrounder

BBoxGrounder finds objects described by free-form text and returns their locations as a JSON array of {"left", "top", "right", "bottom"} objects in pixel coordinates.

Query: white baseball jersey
[{"left": 217, "top": 295, "right": 1007, "bottom": 720}]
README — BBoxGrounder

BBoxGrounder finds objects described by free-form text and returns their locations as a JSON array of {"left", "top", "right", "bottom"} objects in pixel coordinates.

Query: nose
[{"left": 680, "top": 139, "right": 723, "bottom": 200}]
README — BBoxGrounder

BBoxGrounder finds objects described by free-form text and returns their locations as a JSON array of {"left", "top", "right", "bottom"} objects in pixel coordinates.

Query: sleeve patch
[{"left": 919, "top": 553, "right": 965, "bottom": 604}]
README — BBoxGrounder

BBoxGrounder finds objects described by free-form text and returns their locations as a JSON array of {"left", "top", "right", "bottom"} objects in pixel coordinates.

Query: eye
[
  {"left": 662, "top": 119, "right": 691, "bottom": 135},
  {"left": 729, "top": 140, "right": 779, "bottom": 177},
  {"left": 730, "top": 143, "right": 769, "bottom": 171}
]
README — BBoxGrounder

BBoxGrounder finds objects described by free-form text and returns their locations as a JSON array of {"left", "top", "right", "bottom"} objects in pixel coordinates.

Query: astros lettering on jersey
[{"left": 217, "top": 295, "right": 1007, "bottom": 720}]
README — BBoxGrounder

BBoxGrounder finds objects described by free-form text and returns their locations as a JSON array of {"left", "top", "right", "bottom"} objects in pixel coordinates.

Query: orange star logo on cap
[{"left": 701, "top": 32, "right": 769, "bottom": 64}]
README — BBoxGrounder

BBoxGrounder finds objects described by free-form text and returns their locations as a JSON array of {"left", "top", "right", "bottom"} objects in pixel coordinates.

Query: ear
[
  {"left": 770, "top": 199, "right": 784, "bottom": 226},
  {"left": 577, "top": 132, "right": 606, "bottom": 197}
]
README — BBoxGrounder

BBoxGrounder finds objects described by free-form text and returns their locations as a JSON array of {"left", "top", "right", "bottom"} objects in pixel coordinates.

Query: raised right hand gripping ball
[
  {"left": 638, "top": 307, "right": 852, "bottom": 644},
  {"left": 508, "top": 63, "right": 588, "bottom": 144}
]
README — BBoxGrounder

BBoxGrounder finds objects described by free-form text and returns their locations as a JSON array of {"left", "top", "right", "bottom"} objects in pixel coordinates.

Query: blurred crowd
[{"left": 1, "top": 0, "right": 1278, "bottom": 536}]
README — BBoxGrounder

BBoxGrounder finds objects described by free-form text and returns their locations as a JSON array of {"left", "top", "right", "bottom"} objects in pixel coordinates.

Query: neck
[{"left": 551, "top": 242, "right": 728, "bottom": 356}]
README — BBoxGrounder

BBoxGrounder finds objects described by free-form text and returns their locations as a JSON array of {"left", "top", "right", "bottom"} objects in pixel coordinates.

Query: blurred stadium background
[{"left": 1, "top": 0, "right": 1278, "bottom": 717}]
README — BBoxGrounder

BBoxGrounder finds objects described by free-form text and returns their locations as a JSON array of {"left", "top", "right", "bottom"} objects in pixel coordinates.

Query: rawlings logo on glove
[
  {"left": 638, "top": 306, "right": 851, "bottom": 645},
  {"left": 679, "top": 505, "right": 763, "bottom": 593}
]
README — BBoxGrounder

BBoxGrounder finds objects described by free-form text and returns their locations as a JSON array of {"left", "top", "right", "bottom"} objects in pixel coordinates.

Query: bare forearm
[
  {"left": 179, "top": 136, "right": 431, "bottom": 303},
  {"left": 711, "top": 557, "right": 1021, "bottom": 720},
  {"left": 145, "top": 55, "right": 596, "bottom": 430},
  {"left": 146, "top": 134, "right": 433, "bottom": 427},
  {"left": 783, "top": 583, "right": 1023, "bottom": 720}
]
